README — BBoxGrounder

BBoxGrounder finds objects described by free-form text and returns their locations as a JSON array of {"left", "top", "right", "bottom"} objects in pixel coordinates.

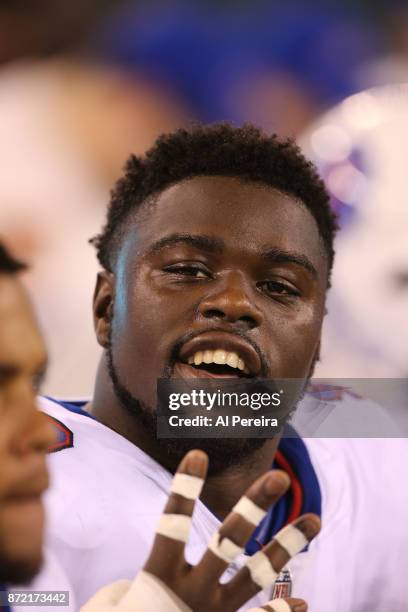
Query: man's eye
[
  {"left": 164, "top": 265, "right": 210, "bottom": 279},
  {"left": 258, "top": 280, "right": 300, "bottom": 298}
]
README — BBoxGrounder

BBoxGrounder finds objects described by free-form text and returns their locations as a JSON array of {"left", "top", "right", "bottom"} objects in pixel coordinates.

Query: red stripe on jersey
[{"left": 275, "top": 448, "right": 303, "bottom": 524}]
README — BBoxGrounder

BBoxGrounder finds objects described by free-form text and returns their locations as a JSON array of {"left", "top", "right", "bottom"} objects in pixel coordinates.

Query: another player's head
[
  {"left": 92, "top": 123, "right": 337, "bottom": 472},
  {"left": 0, "top": 242, "right": 53, "bottom": 583}
]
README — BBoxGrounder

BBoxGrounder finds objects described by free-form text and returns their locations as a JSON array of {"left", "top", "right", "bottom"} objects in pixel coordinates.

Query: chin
[
  {"left": 0, "top": 498, "right": 45, "bottom": 584},
  {"left": 159, "top": 437, "right": 268, "bottom": 475},
  {"left": 0, "top": 550, "right": 44, "bottom": 584}
]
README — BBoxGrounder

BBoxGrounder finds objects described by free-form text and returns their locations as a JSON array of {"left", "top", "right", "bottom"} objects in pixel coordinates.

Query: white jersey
[{"left": 39, "top": 396, "right": 408, "bottom": 611}]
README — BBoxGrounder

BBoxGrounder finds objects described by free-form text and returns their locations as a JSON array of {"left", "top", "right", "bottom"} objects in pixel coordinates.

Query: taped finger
[
  {"left": 197, "top": 470, "right": 290, "bottom": 584},
  {"left": 156, "top": 513, "right": 192, "bottom": 543},
  {"left": 222, "top": 514, "right": 320, "bottom": 609},
  {"left": 144, "top": 450, "right": 208, "bottom": 574},
  {"left": 247, "top": 597, "right": 307, "bottom": 612}
]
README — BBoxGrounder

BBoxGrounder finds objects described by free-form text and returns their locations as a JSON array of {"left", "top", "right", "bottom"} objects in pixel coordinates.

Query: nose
[
  {"left": 197, "top": 271, "right": 263, "bottom": 330},
  {"left": 26, "top": 410, "right": 57, "bottom": 453},
  {"left": 6, "top": 381, "right": 57, "bottom": 454}
]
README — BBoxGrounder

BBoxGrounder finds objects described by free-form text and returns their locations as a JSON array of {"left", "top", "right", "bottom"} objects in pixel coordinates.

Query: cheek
[
  {"left": 0, "top": 500, "right": 44, "bottom": 559},
  {"left": 267, "top": 304, "right": 323, "bottom": 375},
  {"left": 111, "top": 277, "right": 184, "bottom": 399}
]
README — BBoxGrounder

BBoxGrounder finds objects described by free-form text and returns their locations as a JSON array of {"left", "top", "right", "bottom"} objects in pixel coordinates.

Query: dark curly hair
[
  {"left": 92, "top": 123, "right": 337, "bottom": 280},
  {"left": 0, "top": 242, "right": 26, "bottom": 274}
]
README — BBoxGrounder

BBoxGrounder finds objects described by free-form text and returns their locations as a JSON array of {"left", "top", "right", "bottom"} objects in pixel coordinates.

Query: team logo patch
[
  {"left": 46, "top": 415, "right": 74, "bottom": 453},
  {"left": 272, "top": 568, "right": 292, "bottom": 599}
]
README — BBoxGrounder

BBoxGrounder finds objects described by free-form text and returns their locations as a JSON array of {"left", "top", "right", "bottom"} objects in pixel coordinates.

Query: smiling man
[
  {"left": 89, "top": 125, "right": 333, "bottom": 482},
  {"left": 38, "top": 124, "right": 408, "bottom": 611},
  {"left": 0, "top": 241, "right": 311, "bottom": 612}
]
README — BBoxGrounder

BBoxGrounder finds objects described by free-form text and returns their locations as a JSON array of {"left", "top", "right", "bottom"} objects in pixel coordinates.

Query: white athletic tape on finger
[
  {"left": 269, "top": 599, "right": 292, "bottom": 612},
  {"left": 121, "top": 570, "right": 192, "bottom": 612},
  {"left": 232, "top": 496, "right": 267, "bottom": 526},
  {"left": 246, "top": 599, "right": 291, "bottom": 612},
  {"left": 171, "top": 473, "right": 204, "bottom": 500},
  {"left": 156, "top": 513, "right": 192, "bottom": 543},
  {"left": 80, "top": 580, "right": 131, "bottom": 609},
  {"left": 273, "top": 524, "right": 308, "bottom": 557},
  {"left": 208, "top": 531, "right": 244, "bottom": 563},
  {"left": 246, "top": 551, "right": 278, "bottom": 589}
]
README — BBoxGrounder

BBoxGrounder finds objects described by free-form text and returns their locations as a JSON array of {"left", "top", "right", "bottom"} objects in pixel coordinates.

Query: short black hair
[
  {"left": 0, "top": 242, "right": 26, "bottom": 274},
  {"left": 92, "top": 123, "right": 338, "bottom": 280}
]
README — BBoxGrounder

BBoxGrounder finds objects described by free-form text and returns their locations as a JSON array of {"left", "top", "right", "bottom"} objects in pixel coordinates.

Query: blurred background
[{"left": 0, "top": 0, "right": 407, "bottom": 396}]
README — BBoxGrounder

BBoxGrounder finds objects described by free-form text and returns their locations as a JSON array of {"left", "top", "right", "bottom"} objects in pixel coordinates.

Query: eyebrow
[
  {"left": 260, "top": 247, "right": 318, "bottom": 278},
  {"left": 144, "top": 233, "right": 318, "bottom": 277},
  {"left": 145, "top": 233, "right": 225, "bottom": 257},
  {"left": 0, "top": 364, "right": 19, "bottom": 379},
  {"left": 0, "top": 359, "right": 48, "bottom": 382}
]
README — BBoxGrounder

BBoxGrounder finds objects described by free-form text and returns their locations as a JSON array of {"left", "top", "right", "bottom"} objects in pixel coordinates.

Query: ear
[{"left": 93, "top": 271, "right": 115, "bottom": 349}]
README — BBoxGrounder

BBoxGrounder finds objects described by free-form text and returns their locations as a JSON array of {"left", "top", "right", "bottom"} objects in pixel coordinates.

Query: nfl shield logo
[{"left": 272, "top": 568, "right": 292, "bottom": 599}]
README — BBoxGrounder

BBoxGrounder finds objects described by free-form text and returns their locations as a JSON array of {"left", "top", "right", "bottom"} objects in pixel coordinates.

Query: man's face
[
  {"left": 0, "top": 274, "right": 53, "bottom": 583},
  {"left": 95, "top": 176, "right": 328, "bottom": 466}
]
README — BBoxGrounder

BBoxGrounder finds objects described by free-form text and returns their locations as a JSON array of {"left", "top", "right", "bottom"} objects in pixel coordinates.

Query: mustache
[{"left": 168, "top": 326, "right": 270, "bottom": 377}]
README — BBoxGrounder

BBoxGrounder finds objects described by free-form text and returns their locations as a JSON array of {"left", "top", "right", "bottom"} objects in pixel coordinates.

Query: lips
[{"left": 176, "top": 331, "right": 262, "bottom": 379}]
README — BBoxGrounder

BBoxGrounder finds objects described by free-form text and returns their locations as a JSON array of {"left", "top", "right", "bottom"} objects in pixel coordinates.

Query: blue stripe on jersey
[
  {"left": 46, "top": 398, "right": 322, "bottom": 554},
  {"left": 45, "top": 397, "right": 96, "bottom": 420},
  {"left": 246, "top": 427, "right": 322, "bottom": 554}
]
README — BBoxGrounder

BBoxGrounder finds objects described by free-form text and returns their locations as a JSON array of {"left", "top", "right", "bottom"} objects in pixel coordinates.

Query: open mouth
[{"left": 174, "top": 348, "right": 255, "bottom": 379}]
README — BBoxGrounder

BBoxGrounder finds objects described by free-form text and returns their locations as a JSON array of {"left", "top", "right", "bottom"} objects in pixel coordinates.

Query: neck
[{"left": 90, "top": 356, "right": 280, "bottom": 518}]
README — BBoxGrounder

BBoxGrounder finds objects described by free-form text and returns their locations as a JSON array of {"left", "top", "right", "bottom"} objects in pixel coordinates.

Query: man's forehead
[{"left": 123, "top": 175, "right": 328, "bottom": 275}]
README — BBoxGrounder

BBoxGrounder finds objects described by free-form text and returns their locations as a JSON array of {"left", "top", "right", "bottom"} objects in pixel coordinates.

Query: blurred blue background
[{"left": 0, "top": 0, "right": 407, "bottom": 393}]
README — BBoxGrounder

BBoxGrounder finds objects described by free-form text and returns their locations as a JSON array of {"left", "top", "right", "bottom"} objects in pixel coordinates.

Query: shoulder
[
  {"left": 39, "top": 396, "right": 96, "bottom": 453},
  {"left": 39, "top": 395, "right": 169, "bottom": 490},
  {"left": 291, "top": 382, "right": 400, "bottom": 437}
]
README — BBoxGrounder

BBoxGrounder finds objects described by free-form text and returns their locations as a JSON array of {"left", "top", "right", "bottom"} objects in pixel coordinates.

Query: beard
[
  {"left": 106, "top": 342, "right": 268, "bottom": 476},
  {"left": 0, "top": 550, "right": 43, "bottom": 585},
  {"left": 105, "top": 316, "right": 318, "bottom": 476}
]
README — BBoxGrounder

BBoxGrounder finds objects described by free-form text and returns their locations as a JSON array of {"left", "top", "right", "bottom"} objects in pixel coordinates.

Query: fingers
[
  {"left": 144, "top": 449, "right": 208, "bottom": 576},
  {"left": 248, "top": 597, "right": 307, "bottom": 612},
  {"left": 222, "top": 513, "right": 320, "bottom": 610},
  {"left": 193, "top": 470, "right": 290, "bottom": 587}
]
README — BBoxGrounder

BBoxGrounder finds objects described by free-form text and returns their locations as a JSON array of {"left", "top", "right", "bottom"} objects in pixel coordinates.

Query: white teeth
[
  {"left": 203, "top": 350, "right": 213, "bottom": 364},
  {"left": 226, "top": 352, "right": 239, "bottom": 368},
  {"left": 213, "top": 349, "right": 227, "bottom": 364},
  {"left": 193, "top": 351, "right": 203, "bottom": 366},
  {"left": 186, "top": 349, "right": 247, "bottom": 372}
]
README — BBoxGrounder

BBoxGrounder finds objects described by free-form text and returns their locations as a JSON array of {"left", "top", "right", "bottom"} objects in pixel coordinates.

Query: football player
[
  {"left": 0, "top": 241, "right": 310, "bottom": 612},
  {"left": 39, "top": 124, "right": 408, "bottom": 611}
]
